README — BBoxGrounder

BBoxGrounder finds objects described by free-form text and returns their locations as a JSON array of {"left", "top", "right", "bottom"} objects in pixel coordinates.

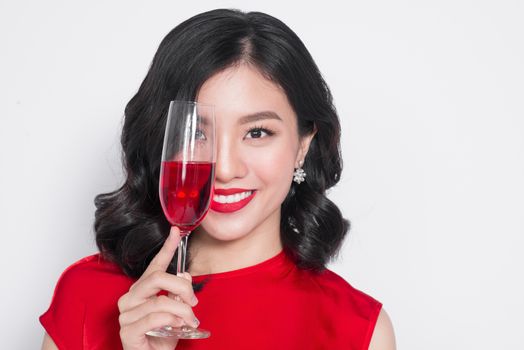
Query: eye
[
  {"left": 245, "top": 127, "right": 274, "bottom": 139},
  {"left": 195, "top": 128, "right": 207, "bottom": 140}
]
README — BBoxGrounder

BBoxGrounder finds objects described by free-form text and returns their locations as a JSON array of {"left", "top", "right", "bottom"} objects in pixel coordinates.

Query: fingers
[
  {"left": 118, "top": 227, "right": 197, "bottom": 312},
  {"left": 168, "top": 272, "right": 192, "bottom": 300},
  {"left": 181, "top": 272, "right": 192, "bottom": 282},
  {"left": 118, "top": 226, "right": 199, "bottom": 347},
  {"left": 119, "top": 295, "right": 199, "bottom": 328},
  {"left": 120, "top": 312, "right": 185, "bottom": 342},
  {"left": 121, "top": 271, "right": 198, "bottom": 310},
  {"left": 142, "top": 226, "right": 181, "bottom": 277}
]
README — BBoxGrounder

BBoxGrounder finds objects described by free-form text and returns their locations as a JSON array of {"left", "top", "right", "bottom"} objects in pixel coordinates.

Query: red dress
[{"left": 40, "top": 250, "right": 382, "bottom": 349}]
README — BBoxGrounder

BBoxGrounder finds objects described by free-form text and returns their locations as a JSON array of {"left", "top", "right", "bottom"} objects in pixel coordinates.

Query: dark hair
[{"left": 94, "top": 9, "right": 349, "bottom": 281}]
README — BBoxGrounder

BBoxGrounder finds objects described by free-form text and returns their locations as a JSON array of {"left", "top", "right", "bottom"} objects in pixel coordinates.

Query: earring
[{"left": 293, "top": 160, "right": 306, "bottom": 184}]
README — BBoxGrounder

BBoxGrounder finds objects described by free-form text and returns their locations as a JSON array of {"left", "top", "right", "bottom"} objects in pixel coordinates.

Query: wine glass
[{"left": 146, "top": 100, "right": 215, "bottom": 339}]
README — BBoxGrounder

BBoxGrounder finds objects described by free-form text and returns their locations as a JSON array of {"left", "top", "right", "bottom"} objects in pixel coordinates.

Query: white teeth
[{"left": 213, "top": 191, "right": 252, "bottom": 204}]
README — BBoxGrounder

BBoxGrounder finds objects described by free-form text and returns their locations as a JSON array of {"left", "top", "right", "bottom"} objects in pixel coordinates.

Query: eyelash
[{"left": 245, "top": 125, "right": 276, "bottom": 139}]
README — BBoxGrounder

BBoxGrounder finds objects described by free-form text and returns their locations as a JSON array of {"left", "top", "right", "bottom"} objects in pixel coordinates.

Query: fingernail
[
  {"left": 193, "top": 317, "right": 200, "bottom": 327},
  {"left": 191, "top": 295, "right": 198, "bottom": 306}
]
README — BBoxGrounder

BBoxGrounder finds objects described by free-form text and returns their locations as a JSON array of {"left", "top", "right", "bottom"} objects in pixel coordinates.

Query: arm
[
  {"left": 41, "top": 333, "right": 58, "bottom": 350},
  {"left": 368, "top": 308, "right": 396, "bottom": 350}
]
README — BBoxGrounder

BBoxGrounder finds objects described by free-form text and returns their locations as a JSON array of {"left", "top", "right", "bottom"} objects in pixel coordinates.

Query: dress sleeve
[{"left": 39, "top": 260, "right": 88, "bottom": 350}]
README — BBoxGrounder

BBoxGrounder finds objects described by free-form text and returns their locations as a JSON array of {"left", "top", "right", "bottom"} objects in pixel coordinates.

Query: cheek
[{"left": 244, "top": 142, "right": 296, "bottom": 190}]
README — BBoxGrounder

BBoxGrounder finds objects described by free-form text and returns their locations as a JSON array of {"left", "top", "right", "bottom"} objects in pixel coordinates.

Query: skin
[
  {"left": 41, "top": 64, "right": 396, "bottom": 349},
  {"left": 369, "top": 309, "right": 397, "bottom": 350},
  {"left": 189, "top": 64, "right": 314, "bottom": 276}
]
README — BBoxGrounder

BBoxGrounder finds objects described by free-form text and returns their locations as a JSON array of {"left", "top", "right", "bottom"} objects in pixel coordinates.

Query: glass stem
[{"left": 177, "top": 232, "right": 190, "bottom": 274}]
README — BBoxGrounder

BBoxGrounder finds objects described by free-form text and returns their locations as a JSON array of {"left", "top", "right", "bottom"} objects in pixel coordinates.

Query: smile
[
  {"left": 213, "top": 191, "right": 253, "bottom": 203},
  {"left": 210, "top": 188, "right": 256, "bottom": 213}
]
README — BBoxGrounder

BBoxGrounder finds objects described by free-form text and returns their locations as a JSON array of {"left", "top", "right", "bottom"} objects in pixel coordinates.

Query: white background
[{"left": 1, "top": 1, "right": 523, "bottom": 349}]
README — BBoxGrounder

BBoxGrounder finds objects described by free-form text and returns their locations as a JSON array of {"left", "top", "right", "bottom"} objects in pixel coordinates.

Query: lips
[{"left": 210, "top": 188, "right": 256, "bottom": 213}]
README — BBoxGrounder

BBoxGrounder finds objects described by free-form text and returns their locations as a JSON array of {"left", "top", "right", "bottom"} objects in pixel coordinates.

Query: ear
[{"left": 295, "top": 125, "right": 317, "bottom": 168}]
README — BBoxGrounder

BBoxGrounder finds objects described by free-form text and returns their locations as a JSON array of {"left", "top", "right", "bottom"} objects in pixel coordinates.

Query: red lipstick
[{"left": 210, "top": 188, "right": 256, "bottom": 213}]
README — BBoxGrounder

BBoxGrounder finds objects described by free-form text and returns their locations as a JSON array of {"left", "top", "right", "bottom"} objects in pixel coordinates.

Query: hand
[{"left": 118, "top": 226, "right": 199, "bottom": 350}]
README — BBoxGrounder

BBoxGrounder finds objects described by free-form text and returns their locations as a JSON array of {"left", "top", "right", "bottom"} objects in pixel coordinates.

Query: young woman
[{"left": 40, "top": 9, "right": 395, "bottom": 350}]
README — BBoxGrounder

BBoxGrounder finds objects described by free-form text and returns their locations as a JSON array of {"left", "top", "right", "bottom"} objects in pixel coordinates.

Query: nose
[{"left": 214, "top": 137, "right": 248, "bottom": 184}]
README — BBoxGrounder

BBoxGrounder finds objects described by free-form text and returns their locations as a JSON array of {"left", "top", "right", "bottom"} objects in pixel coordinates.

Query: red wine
[{"left": 160, "top": 161, "right": 215, "bottom": 232}]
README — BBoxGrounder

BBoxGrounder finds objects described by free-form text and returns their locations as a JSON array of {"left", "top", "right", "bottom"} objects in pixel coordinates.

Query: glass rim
[{"left": 170, "top": 100, "right": 215, "bottom": 109}]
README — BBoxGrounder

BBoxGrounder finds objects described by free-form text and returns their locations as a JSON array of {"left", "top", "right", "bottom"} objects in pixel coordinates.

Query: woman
[{"left": 40, "top": 9, "right": 395, "bottom": 350}]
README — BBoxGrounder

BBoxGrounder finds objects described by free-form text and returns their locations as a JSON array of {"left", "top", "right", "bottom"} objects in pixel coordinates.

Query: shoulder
[
  {"left": 50, "top": 253, "right": 129, "bottom": 297},
  {"left": 60, "top": 253, "right": 123, "bottom": 276},
  {"left": 55, "top": 253, "right": 110, "bottom": 281},
  {"left": 369, "top": 308, "right": 397, "bottom": 350},
  {"left": 61, "top": 253, "right": 128, "bottom": 277},
  {"left": 308, "top": 268, "right": 383, "bottom": 312},
  {"left": 42, "top": 253, "right": 134, "bottom": 314},
  {"left": 40, "top": 254, "right": 134, "bottom": 349},
  {"left": 301, "top": 268, "right": 386, "bottom": 348}
]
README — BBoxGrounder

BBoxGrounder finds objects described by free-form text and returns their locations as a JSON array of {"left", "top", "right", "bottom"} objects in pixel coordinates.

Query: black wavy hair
[{"left": 94, "top": 9, "right": 349, "bottom": 281}]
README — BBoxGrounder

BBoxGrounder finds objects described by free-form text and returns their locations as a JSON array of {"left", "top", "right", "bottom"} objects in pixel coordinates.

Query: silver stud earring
[{"left": 293, "top": 160, "right": 306, "bottom": 184}]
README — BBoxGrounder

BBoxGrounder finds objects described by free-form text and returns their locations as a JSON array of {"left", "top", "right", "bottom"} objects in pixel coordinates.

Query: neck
[{"left": 187, "top": 225, "right": 283, "bottom": 277}]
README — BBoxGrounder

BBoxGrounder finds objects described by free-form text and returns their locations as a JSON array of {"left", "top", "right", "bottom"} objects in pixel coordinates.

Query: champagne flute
[{"left": 146, "top": 101, "right": 215, "bottom": 339}]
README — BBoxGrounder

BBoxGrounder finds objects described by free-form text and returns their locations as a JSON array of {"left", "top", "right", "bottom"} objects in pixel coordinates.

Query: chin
[
  {"left": 198, "top": 201, "right": 281, "bottom": 244},
  {"left": 198, "top": 219, "right": 254, "bottom": 243},
  {"left": 199, "top": 229, "right": 251, "bottom": 243}
]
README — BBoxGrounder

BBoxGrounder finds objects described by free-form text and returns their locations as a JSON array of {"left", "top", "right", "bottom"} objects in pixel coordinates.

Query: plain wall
[{"left": 1, "top": 0, "right": 523, "bottom": 349}]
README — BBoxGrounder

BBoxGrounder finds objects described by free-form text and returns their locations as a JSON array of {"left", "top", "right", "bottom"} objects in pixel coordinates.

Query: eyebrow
[
  {"left": 238, "top": 111, "right": 283, "bottom": 125},
  {"left": 198, "top": 116, "right": 210, "bottom": 126}
]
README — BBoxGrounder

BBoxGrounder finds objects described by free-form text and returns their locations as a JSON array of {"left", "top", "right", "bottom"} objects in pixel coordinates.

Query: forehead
[{"left": 196, "top": 64, "right": 297, "bottom": 126}]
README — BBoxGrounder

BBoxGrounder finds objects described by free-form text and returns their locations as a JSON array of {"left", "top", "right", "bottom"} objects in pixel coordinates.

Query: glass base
[{"left": 146, "top": 325, "right": 210, "bottom": 339}]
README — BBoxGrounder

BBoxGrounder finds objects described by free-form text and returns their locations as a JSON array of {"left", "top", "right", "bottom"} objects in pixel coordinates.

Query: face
[{"left": 195, "top": 64, "right": 313, "bottom": 243}]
